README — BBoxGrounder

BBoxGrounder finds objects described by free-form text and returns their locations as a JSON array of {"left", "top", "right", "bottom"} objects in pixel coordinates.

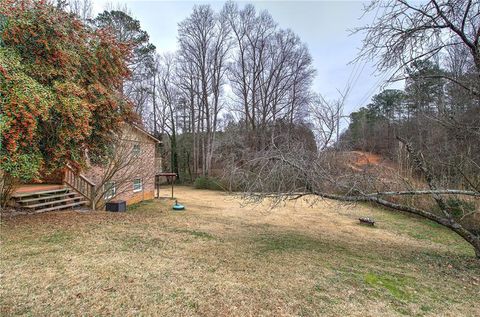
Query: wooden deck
[{"left": 13, "top": 184, "right": 65, "bottom": 195}]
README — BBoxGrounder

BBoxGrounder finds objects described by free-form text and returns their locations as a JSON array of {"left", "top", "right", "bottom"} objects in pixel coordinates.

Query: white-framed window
[
  {"left": 133, "top": 178, "right": 142, "bottom": 192},
  {"left": 132, "top": 144, "right": 141, "bottom": 157},
  {"left": 104, "top": 181, "right": 116, "bottom": 200}
]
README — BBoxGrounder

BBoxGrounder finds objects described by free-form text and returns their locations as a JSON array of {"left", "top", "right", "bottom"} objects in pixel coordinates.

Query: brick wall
[{"left": 83, "top": 124, "right": 161, "bottom": 207}]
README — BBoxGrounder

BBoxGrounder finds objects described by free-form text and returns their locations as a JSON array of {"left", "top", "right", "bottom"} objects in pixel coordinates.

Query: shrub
[
  {"left": 193, "top": 176, "right": 224, "bottom": 191},
  {"left": 0, "top": 1, "right": 133, "bottom": 178},
  {"left": 446, "top": 198, "right": 476, "bottom": 218}
]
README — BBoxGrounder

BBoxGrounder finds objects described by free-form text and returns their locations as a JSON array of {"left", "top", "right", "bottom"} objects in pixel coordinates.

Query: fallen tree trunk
[{"left": 261, "top": 150, "right": 480, "bottom": 258}]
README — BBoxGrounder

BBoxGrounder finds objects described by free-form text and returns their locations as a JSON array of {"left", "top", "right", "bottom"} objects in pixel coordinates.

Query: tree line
[
  {"left": 147, "top": 3, "right": 317, "bottom": 181},
  {"left": 42, "top": 1, "right": 328, "bottom": 182},
  {"left": 342, "top": 58, "right": 479, "bottom": 190}
]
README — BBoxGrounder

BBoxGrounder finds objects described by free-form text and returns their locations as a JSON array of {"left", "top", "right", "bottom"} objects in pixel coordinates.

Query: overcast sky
[{"left": 90, "top": 0, "right": 402, "bottom": 117}]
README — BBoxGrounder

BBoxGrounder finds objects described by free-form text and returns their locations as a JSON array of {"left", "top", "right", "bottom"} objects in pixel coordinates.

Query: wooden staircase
[{"left": 11, "top": 187, "right": 88, "bottom": 214}]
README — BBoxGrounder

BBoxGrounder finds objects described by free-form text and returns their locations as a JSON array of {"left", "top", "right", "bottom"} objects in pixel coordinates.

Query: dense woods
[
  {"left": 147, "top": 3, "right": 317, "bottom": 181},
  {"left": 342, "top": 59, "right": 480, "bottom": 190}
]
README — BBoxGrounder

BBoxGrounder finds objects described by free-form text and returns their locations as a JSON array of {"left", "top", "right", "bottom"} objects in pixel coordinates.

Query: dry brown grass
[{"left": 1, "top": 186, "right": 479, "bottom": 316}]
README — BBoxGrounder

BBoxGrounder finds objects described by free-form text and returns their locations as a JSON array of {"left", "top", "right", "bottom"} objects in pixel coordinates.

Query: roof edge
[{"left": 130, "top": 124, "right": 162, "bottom": 144}]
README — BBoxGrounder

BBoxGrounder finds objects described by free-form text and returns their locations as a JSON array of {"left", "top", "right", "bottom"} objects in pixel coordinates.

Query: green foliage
[
  {"left": 0, "top": 47, "right": 54, "bottom": 179},
  {"left": 0, "top": 12, "right": 6, "bottom": 47},
  {"left": 0, "top": 115, "right": 6, "bottom": 138},
  {"left": 446, "top": 198, "right": 476, "bottom": 218},
  {"left": 405, "top": 60, "right": 445, "bottom": 113},
  {"left": 0, "top": 0, "right": 134, "bottom": 181},
  {"left": 369, "top": 89, "right": 405, "bottom": 120},
  {"left": 364, "top": 272, "right": 413, "bottom": 301},
  {"left": 255, "top": 233, "right": 326, "bottom": 253},
  {"left": 342, "top": 60, "right": 444, "bottom": 153},
  {"left": 0, "top": 152, "right": 42, "bottom": 181},
  {"left": 93, "top": 10, "right": 156, "bottom": 72},
  {"left": 193, "top": 176, "right": 224, "bottom": 190}
]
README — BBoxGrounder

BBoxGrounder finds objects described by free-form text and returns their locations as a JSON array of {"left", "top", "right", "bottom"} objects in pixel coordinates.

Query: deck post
[{"left": 91, "top": 185, "right": 96, "bottom": 210}]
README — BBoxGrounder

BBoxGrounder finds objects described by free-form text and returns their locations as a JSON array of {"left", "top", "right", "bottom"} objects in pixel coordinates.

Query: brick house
[
  {"left": 10, "top": 124, "right": 163, "bottom": 213},
  {"left": 81, "top": 123, "right": 163, "bottom": 206}
]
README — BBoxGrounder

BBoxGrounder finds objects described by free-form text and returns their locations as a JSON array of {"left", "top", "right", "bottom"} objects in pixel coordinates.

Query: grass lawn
[{"left": 1, "top": 186, "right": 479, "bottom": 316}]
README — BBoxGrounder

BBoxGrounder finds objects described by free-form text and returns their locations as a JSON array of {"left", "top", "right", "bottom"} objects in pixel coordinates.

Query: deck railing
[{"left": 64, "top": 165, "right": 96, "bottom": 209}]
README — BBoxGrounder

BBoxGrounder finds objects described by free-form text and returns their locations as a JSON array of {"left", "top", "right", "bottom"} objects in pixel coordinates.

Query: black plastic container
[{"left": 105, "top": 200, "right": 127, "bottom": 212}]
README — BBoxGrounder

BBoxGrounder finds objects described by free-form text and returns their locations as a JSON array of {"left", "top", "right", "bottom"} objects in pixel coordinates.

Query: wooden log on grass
[{"left": 359, "top": 217, "right": 375, "bottom": 226}]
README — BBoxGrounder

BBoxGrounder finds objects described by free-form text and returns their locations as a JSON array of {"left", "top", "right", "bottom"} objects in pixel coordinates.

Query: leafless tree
[
  {"left": 354, "top": 0, "right": 480, "bottom": 96},
  {"left": 178, "top": 5, "right": 215, "bottom": 177},
  {"left": 225, "top": 2, "right": 315, "bottom": 148},
  {"left": 90, "top": 126, "right": 157, "bottom": 209},
  {"left": 220, "top": 1, "right": 480, "bottom": 258},
  {"left": 231, "top": 137, "right": 480, "bottom": 258},
  {"left": 309, "top": 92, "right": 347, "bottom": 151},
  {"left": 228, "top": 0, "right": 480, "bottom": 258},
  {"left": 176, "top": 54, "right": 200, "bottom": 177},
  {"left": 206, "top": 5, "right": 232, "bottom": 174},
  {"left": 154, "top": 53, "right": 180, "bottom": 176},
  {"left": 68, "top": 0, "right": 92, "bottom": 22},
  {"left": 229, "top": 0, "right": 480, "bottom": 257},
  {"left": 350, "top": 0, "right": 480, "bottom": 188},
  {"left": 145, "top": 2, "right": 318, "bottom": 181},
  {"left": 176, "top": 4, "right": 232, "bottom": 176}
]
